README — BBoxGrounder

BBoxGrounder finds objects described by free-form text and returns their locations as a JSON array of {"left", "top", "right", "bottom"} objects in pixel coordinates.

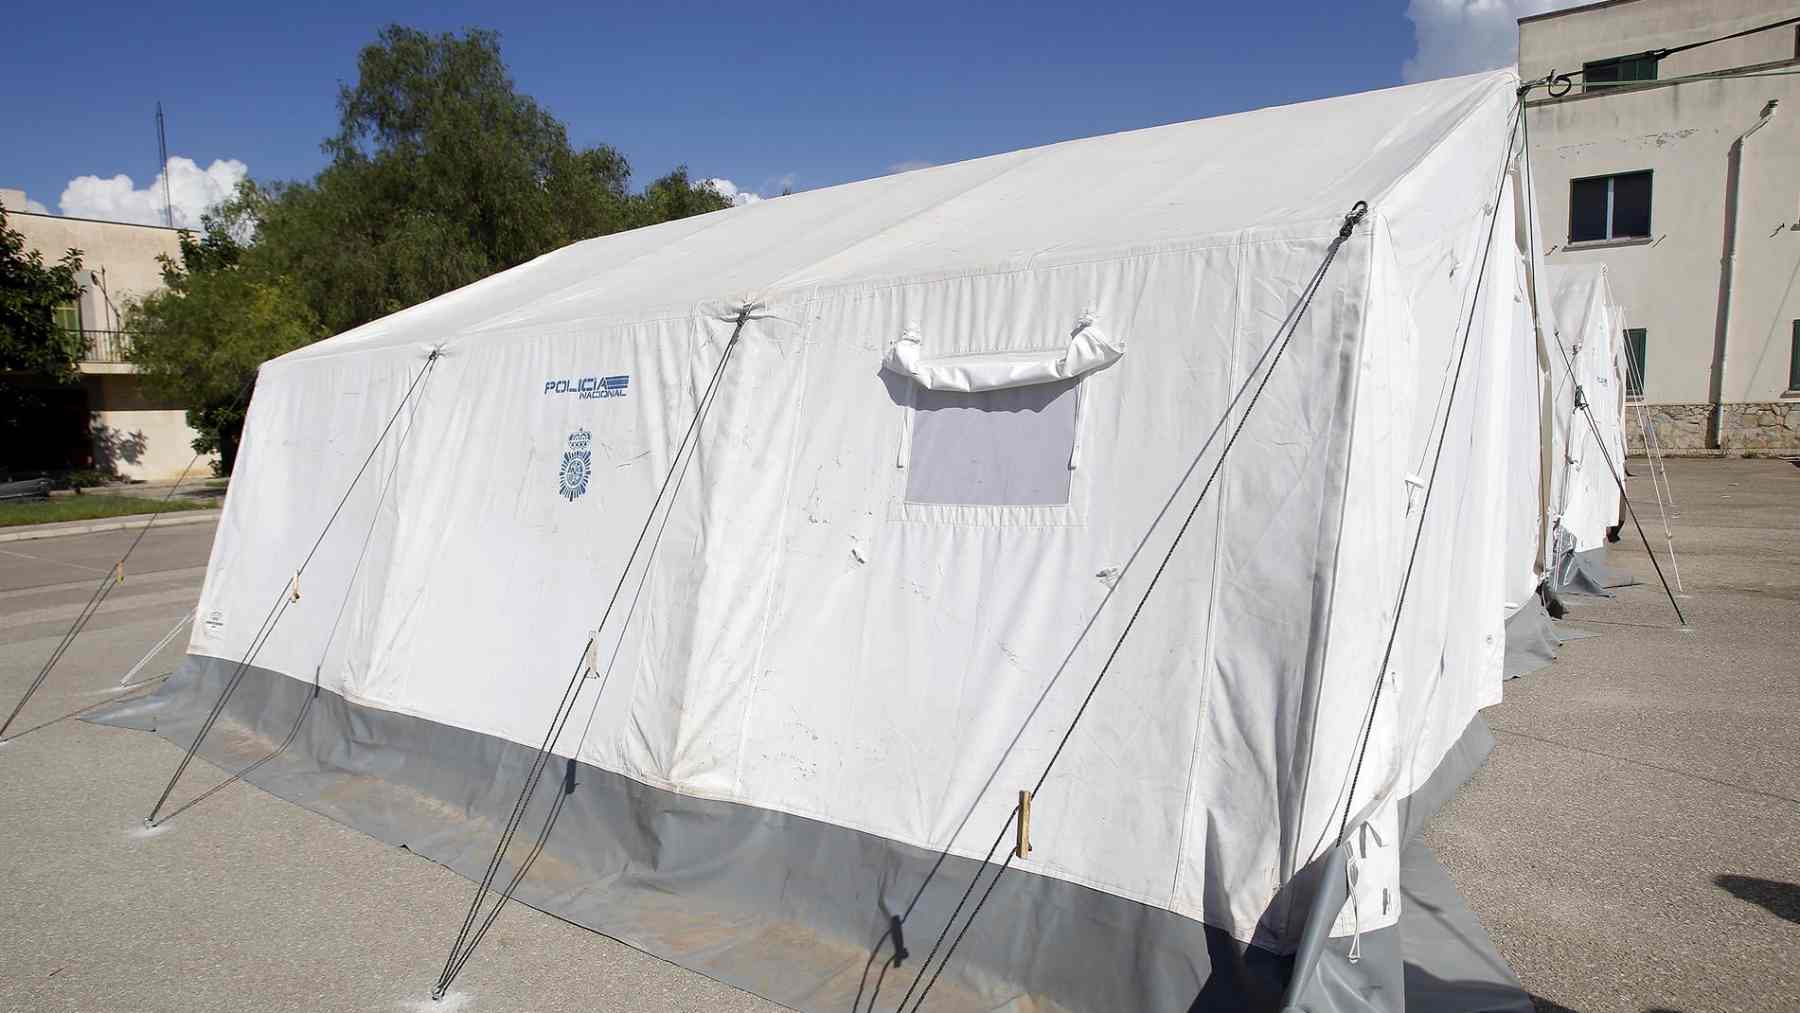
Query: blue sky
[{"left": 1, "top": 1, "right": 1564, "bottom": 225}]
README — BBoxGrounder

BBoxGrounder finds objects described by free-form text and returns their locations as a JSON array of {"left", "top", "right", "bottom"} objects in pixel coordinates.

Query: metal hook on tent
[
  {"left": 1339, "top": 201, "right": 1369, "bottom": 239},
  {"left": 1534, "top": 71, "right": 1575, "bottom": 99},
  {"left": 1518, "top": 71, "right": 1575, "bottom": 100},
  {"left": 1402, "top": 473, "right": 1427, "bottom": 516}
]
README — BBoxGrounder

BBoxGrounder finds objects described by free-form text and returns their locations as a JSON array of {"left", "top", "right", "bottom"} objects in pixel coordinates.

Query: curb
[{"left": 0, "top": 509, "right": 221, "bottom": 545}]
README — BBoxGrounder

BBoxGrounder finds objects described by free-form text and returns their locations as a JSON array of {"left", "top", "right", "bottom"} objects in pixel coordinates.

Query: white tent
[
  {"left": 100, "top": 70, "right": 1542, "bottom": 1012},
  {"left": 1497, "top": 241, "right": 1559, "bottom": 678},
  {"left": 1543, "top": 263, "right": 1631, "bottom": 595}
]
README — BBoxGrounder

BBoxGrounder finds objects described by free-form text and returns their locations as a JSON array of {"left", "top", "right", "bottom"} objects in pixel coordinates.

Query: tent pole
[
  {"left": 1520, "top": 106, "right": 1688, "bottom": 628},
  {"left": 117, "top": 608, "right": 196, "bottom": 688},
  {"left": 1619, "top": 327, "right": 1683, "bottom": 591}
]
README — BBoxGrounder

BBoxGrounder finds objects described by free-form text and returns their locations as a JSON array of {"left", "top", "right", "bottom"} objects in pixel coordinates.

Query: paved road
[
  {"left": 0, "top": 460, "right": 1795, "bottom": 1012},
  {"left": 0, "top": 518, "right": 777, "bottom": 1013},
  {"left": 0, "top": 520, "right": 216, "bottom": 593},
  {"left": 1425, "top": 458, "right": 1800, "bottom": 1013}
]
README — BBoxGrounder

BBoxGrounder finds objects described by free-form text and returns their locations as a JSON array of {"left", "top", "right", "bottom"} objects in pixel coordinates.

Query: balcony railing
[{"left": 74, "top": 329, "right": 132, "bottom": 364}]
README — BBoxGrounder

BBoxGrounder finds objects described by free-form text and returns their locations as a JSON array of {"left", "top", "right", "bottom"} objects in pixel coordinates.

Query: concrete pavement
[
  {"left": 0, "top": 460, "right": 1795, "bottom": 1012},
  {"left": 1425, "top": 458, "right": 1800, "bottom": 1013},
  {"left": 0, "top": 518, "right": 777, "bottom": 1013}
]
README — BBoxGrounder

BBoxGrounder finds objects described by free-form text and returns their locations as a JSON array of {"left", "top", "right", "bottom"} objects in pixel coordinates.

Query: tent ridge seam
[{"left": 1368, "top": 72, "right": 1520, "bottom": 211}]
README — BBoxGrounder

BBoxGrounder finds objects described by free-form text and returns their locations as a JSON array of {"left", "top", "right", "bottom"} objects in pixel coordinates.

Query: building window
[
  {"left": 1624, "top": 328, "right": 1647, "bottom": 400},
  {"left": 1582, "top": 54, "right": 1658, "bottom": 92},
  {"left": 53, "top": 300, "right": 81, "bottom": 335},
  {"left": 1789, "top": 320, "right": 1800, "bottom": 393},
  {"left": 1570, "top": 171, "right": 1652, "bottom": 243}
]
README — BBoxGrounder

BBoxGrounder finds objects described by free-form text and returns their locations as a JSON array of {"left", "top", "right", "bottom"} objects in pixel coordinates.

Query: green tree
[
  {"left": 1, "top": 206, "right": 85, "bottom": 378},
  {"left": 253, "top": 26, "right": 730, "bottom": 336},
  {"left": 635, "top": 166, "right": 735, "bottom": 227},
  {"left": 1, "top": 206, "right": 86, "bottom": 466},
  {"left": 125, "top": 25, "right": 737, "bottom": 471},
  {"left": 125, "top": 197, "right": 322, "bottom": 473}
]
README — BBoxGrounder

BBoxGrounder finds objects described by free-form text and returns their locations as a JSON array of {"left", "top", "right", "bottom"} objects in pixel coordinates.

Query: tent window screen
[{"left": 905, "top": 379, "right": 1078, "bottom": 506}]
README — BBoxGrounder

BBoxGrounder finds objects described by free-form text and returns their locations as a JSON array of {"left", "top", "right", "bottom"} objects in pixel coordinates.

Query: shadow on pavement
[{"left": 1714, "top": 874, "right": 1800, "bottom": 925}]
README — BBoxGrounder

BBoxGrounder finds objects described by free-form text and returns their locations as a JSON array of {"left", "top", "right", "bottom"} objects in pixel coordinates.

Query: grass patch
[{"left": 0, "top": 494, "right": 215, "bottom": 529}]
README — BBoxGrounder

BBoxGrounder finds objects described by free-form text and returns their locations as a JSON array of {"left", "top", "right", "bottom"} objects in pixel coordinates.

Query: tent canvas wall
[
  {"left": 1497, "top": 181, "right": 1567, "bottom": 681},
  {"left": 1498, "top": 247, "right": 1561, "bottom": 679},
  {"left": 96, "top": 71, "right": 1539, "bottom": 1012},
  {"left": 1543, "top": 263, "right": 1632, "bottom": 596}
]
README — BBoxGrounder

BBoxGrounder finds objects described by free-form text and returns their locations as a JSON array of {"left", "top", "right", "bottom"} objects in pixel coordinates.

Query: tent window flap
[{"left": 883, "top": 315, "right": 1117, "bottom": 508}]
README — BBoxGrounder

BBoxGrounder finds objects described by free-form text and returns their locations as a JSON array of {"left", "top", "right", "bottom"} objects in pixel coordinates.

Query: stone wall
[
  {"left": 1719, "top": 402, "right": 1800, "bottom": 452},
  {"left": 1623, "top": 401, "right": 1800, "bottom": 452}
]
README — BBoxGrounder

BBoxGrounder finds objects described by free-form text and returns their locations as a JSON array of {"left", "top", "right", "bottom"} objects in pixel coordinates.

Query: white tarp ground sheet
[{"left": 142, "top": 70, "right": 1545, "bottom": 1008}]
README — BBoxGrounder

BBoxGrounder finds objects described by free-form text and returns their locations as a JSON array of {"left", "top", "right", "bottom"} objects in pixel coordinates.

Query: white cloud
[
  {"left": 887, "top": 160, "right": 936, "bottom": 174},
  {"left": 705, "top": 177, "right": 763, "bottom": 206},
  {"left": 1402, "top": 0, "right": 1587, "bottom": 83},
  {"left": 58, "top": 157, "right": 248, "bottom": 228},
  {"left": 706, "top": 174, "right": 798, "bottom": 207}
]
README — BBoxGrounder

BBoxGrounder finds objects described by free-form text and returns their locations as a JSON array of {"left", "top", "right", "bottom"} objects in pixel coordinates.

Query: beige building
[
  {"left": 1519, "top": 0, "right": 1800, "bottom": 451},
  {"left": 1, "top": 190, "right": 212, "bottom": 480}
]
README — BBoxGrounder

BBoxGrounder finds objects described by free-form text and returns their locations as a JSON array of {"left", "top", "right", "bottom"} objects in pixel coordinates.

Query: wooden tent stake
[{"left": 1015, "top": 790, "right": 1032, "bottom": 859}]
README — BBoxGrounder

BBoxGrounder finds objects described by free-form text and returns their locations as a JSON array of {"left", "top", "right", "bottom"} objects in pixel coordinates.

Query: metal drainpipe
[{"left": 1709, "top": 99, "right": 1779, "bottom": 448}]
